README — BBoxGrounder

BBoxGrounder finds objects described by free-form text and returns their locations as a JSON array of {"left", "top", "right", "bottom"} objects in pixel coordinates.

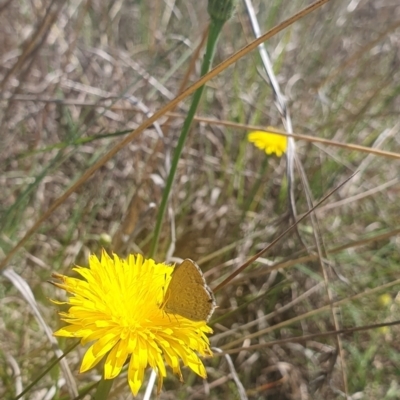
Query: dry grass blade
[
  {"left": 243, "top": 0, "right": 297, "bottom": 225},
  {"left": 220, "top": 319, "right": 400, "bottom": 356},
  {"left": 2, "top": 269, "right": 78, "bottom": 398},
  {"left": 240, "top": 226, "right": 400, "bottom": 283},
  {"left": 296, "top": 164, "right": 349, "bottom": 394},
  {"left": 212, "top": 281, "right": 325, "bottom": 342},
  {"left": 1, "top": 0, "right": 65, "bottom": 90},
  {"left": 213, "top": 172, "right": 355, "bottom": 292},
  {"left": 4, "top": 353, "right": 23, "bottom": 400},
  {"left": 212, "top": 348, "right": 248, "bottom": 400},
  {"left": 222, "top": 276, "right": 400, "bottom": 351},
  {"left": 190, "top": 118, "right": 400, "bottom": 160},
  {"left": 316, "top": 19, "right": 400, "bottom": 90}
]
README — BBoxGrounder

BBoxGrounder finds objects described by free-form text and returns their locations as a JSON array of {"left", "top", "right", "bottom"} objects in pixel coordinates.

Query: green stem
[
  {"left": 93, "top": 377, "right": 114, "bottom": 400},
  {"left": 149, "top": 19, "right": 225, "bottom": 258}
]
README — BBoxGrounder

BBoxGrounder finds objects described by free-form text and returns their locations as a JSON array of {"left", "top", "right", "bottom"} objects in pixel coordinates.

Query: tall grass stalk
[{"left": 149, "top": 10, "right": 234, "bottom": 258}]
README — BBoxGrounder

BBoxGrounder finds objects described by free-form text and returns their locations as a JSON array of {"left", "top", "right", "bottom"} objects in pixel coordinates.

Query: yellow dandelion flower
[
  {"left": 378, "top": 326, "right": 390, "bottom": 335},
  {"left": 378, "top": 293, "right": 392, "bottom": 308},
  {"left": 51, "top": 251, "right": 213, "bottom": 396},
  {"left": 248, "top": 130, "right": 287, "bottom": 157}
]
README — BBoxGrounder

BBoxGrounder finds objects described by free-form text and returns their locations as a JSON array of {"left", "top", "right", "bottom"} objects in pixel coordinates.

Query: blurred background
[{"left": 1, "top": 0, "right": 400, "bottom": 398}]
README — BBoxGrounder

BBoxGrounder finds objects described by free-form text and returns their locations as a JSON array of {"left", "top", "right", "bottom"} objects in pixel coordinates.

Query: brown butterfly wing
[{"left": 163, "top": 259, "right": 216, "bottom": 321}]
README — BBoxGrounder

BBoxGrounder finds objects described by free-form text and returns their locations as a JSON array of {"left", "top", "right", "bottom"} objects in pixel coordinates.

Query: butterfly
[{"left": 160, "top": 259, "right": 216, "bottom": 322}]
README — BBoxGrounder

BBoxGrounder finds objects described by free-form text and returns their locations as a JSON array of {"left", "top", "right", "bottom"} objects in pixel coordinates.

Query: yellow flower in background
[
  {"left": 51, "top": 251, "right": 213, "bottom": 396},
  {"left": 378, "top": 293, "right": 392, "bottom": 308},
  {"left": 248, "top": 130, "right": 287, "bottom": 157}
]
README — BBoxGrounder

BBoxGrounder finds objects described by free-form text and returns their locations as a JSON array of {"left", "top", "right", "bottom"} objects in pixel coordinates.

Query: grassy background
[{"left": 1, "top": 0, "right": 400, "bottom": 398}]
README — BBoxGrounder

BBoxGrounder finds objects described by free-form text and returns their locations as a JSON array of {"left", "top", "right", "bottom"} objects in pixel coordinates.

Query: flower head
[
  {"left": 248, "top": 130, "right": 287, "bottom": 157},
  {"left": 378, "top": 293, "right": 392, "bottom": 308},
  {"left": 51, "top": 251, "right": 213, "bottom": 396}
]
